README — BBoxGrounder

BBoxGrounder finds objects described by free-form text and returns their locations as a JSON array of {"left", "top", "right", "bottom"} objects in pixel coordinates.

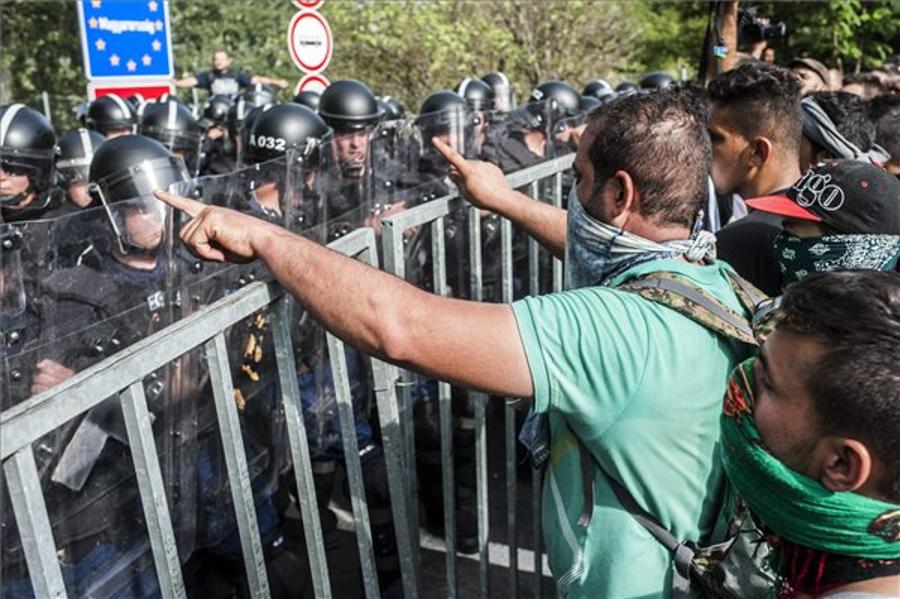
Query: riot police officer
[
  {"left": 1, "top": 134, "right": 193, "bottom": 599},
  {"left": 85, "top": 93, "right": 136, "bottom": 139},
  {"left": 482, "top": 71, "right": 515, "bottom": 112},
  {"left": 197, "top": 94, "right": 235, "bottom": 176},
  {"left": 0, "top": 103, "right": 59, "bottom": 223},
  {"left": 376, "top": 95, "right": 405, "bottom": 121},
  {"left": 318, "top": 79, "right": 418, "bottom": 221},
  {"left": 582, "top": 78, "right": 612, "bottom": 98},
  {"left": 243, "top": 102, "right": 330, "bottom": 225},
  {"left": 291, "top": 90, "right": 321, "bottom": 111},
  {"left": 527, "top": 80, "right": 582, "bottom": 154},
  {"left": 139, "top": 98, "right": 203, "bottom": 175},
  {"left": 640, "top": 71, "right": 676, "bottom": 91},
  {"left": 615, "top": 80, "right": 640, "bottom": 95},
  {"left": 55, "top": 128, "right": 106, "bottom": 212}
]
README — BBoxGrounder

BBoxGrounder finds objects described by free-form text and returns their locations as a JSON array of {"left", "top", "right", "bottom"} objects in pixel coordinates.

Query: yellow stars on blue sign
[
  {"left": 109, "top": 54, "right": 120, "bottom": 67},
  {"left": 126, "top": 59, "right": 137, "bottom": 72},
  {"left": 151, "top": 39, "right": 161, "bottom": 52},
  {"left": 88, "top": 16, "right": 98, "bottom": 29},
  {"left": 91, "top": 0, "right": 101, "bottom": 8},
  {"left": 142, "top": 54, "right": 152, "bottom": 66},
  {"left": 95, "top": 38, "right": 106, "bottom": 51},
  {"left": 148, "top": 1, "right": 158, "bottom": 12}
]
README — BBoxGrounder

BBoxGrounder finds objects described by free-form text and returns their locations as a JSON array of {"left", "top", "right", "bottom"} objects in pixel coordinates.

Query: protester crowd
[{"left": 2, "top": 34, "right": 899, "bottom": 599}]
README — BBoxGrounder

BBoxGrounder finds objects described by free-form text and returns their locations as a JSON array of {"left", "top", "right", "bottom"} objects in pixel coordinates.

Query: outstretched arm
[
  {"left": 433, "top": 138, "right": 568, "bottom": 260},
  {"left": 250, "top": 75, "right": 289, "bottom": 89},
  {"left": 175, "top": 76, "right": 199, "bottom": 88},
  {"left": 156, "top": 191, "right": 534, "bottom": 399}
]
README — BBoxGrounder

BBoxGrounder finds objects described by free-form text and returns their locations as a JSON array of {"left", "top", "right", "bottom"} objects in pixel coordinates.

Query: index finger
[
  {"left": 431, "top": 137, "right": 471, "bottom": 175},
  {"left": 154, "top": 190, "right": 205, "bottom": 218}
]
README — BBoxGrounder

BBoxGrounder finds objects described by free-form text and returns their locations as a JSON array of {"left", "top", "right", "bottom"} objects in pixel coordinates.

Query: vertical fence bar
[
  {"left": 467, "top": 205, "right": 490, "bottom": 598},
  {"left": 119, "top": 381, "right": 186, "bottom": 599},
  {"left": 528, "top": 182, "right": 541, "bottom": 298},
  {"left": 552, "top": 172, "right": 564, "bottom": 292},
  {"left": 500, "top": 214, "right": 519, "bottom": 597},
  {"left": 271, "top": 296, "right": 333, "bottom": 598},
  {"left": 4, "top": 448, "right": 67, "bottom": 599},
  {"left": 431, "top": 217, "right": 457, "bottom": 597},
  {"left": 326, "top": 332, "right": 381, "bottom": 599},
  {"left": 533, "top": 468, "right": 545, "bottom": 599},
  {"left": 380, "top": 221, "right": 421, "bottom": 557},
  {"left": 204, "top": 332, "right": 270, "bottom": 598},
  {"left": 333, "top": 227, "right": 420, "bottom": 598}
]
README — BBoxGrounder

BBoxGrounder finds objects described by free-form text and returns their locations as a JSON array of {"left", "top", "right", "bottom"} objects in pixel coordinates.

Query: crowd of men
[{"left": 2, "top": 39, "right": 900, "bottom": 599}]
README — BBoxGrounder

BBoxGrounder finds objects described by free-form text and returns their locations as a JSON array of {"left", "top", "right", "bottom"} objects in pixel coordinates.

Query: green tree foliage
[{"left": 1, "top": 0, "right": 897, "bottom": 131}]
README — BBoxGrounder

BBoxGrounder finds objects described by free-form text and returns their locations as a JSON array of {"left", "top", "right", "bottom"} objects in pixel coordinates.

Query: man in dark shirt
[
  {"left": 175, "top": 50, "right": 287, "bottom": 97},
  {"left": 707, "top": 63, "right": 804, "bottom": 296}
]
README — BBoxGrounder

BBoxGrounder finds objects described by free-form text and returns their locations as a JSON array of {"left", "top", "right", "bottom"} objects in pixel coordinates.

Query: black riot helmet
[
  {"left": 482, "top": 71, "right": 514, "bottom": 111},
  {"left": 88, "top": 134, "right": 190, "bottom": 204},
  {"left": 615, "top": 81, "right": 639, "bottom": 95},
  {"left": 56, "top": 128, "right": 105, "bottom": 185},
  {"left": 86, "top": 93, "right": 136, "bottom": 136},
  {"left": 377, "top": 96, "right": 405, "bottom": 120},
  {"left": 245, "top": 103, "right": 331, "bottom": 165},
  {"left": 582, "top": 79, "right": 612, "bottom": 98},
  {"left": 527, "top": 81, "right": 581, "bottom": 118},
  {"left": 198, "top": 94, "right": 232, "bottom": 129},
  {"left": 239, "top": 104, "right": 274, "bottom": 164},
  {"left": 88, "top": 135, "right": 190, "bottom": 255},
  {"left": 125, "top": 93, "right": 146, "bottom": 112},
  {"left": 0, "top": 103, "right": 57, "bottom": 209},
  {"left": 456, "top": 78, "right": 495, "bottom": 111},
  {"left": 292, "top": 90, "right": 321, "bottom": 111},
  {"left": 640, "top": 71, "right": 675, "bottom": 91},
  {"left": 241, "top": 83, "right": 275, "bottom": 108},
  {"left": 318, "top": 79, "right": 383, "bottom": 131},
  {"left": 415, "top": 91, "right": 473, "bottom": 171},
  {"left": 139, "top": 98, "right": 201, "bottom": 153},
  {"left": 579, "top": 95, "right": 602, "bottom": 113}
]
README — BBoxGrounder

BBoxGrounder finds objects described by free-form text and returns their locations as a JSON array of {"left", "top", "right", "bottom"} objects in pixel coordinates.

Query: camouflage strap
[{"left": 617, "top": 271, "right": 764, "bottom": 347}]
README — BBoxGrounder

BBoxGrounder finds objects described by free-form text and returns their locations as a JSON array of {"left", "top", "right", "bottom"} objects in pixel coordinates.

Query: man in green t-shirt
[{"left": 158, "top": 89, "right": 752, "bottom": 597}]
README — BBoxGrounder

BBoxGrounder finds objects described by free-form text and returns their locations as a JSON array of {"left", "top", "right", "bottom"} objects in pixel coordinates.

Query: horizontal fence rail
[{"left": 0, "top": 153, "right": 574, "bottom": 598}]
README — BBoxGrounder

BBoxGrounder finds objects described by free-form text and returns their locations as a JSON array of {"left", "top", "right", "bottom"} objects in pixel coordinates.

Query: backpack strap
[
  {"left": 578, "top": 440, "right": 696, "bottom": 598},
  {"left": 617, "top": 271, "right": 762, "bottom": 346}
]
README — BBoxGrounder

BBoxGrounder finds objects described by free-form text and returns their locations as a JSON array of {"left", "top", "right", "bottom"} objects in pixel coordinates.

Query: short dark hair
[
  {"left": 875, "top": 108, "right": 900, "bottom": 167},
  {"left": 779, "top": 270, "right": 900, "bottom": 501},
  {"left": 585, "top": 88, "right": 711, "bottom": 228},
  {"left": 807, "top": 91, "right": 877, "bottom": 154},
  {"left": 707, "top": 62, "right": 802, "bottom": 155},
  {"left": 842, "top": 73, "right": 884, "bottom": 97},
  {"left": 865, "top": 93, "right": 900, "bottom": 123}
]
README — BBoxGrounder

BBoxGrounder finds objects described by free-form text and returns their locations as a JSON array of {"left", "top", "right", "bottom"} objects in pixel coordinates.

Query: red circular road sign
[
  {"left": 294, "top": 73, "right": 331, "bottom": 95},
  {"left": 292, "top": 0, "right": 324, "bottom": 9},
  {"left": 287, "top": 10, "right": 333, "bottom": 73}
]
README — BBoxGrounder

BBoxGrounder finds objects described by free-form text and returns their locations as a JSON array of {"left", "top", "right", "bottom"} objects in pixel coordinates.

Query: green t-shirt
[{"left": 511, "top": 259, "right": 751, "bottom": 598}]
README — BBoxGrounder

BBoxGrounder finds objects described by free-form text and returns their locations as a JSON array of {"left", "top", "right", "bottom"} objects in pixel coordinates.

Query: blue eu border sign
[{"left": 77, "top": 0, "right": 174, "bottom": 82}]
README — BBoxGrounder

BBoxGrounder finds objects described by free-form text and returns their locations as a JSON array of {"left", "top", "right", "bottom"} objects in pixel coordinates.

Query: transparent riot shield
[{"left": 0, "top": 191, "right": 203, "bottom": 597}]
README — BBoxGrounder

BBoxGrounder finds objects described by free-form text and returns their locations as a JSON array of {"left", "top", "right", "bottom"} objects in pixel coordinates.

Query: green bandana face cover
[
  {"left": 720, "top": 358, "right": 900, "bottom": 560},
  {"left": 773, "top": 232, "right": 900, "bottom": 285}
]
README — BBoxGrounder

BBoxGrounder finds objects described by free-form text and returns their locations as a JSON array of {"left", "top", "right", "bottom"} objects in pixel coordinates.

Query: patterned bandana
[
  {"left": 564, "top": 186, "right": 717, "bottom": 289},
  {"left": 773, "top": 232, "right": 900, "bottom": 285},
  {"left": 720, "top": 358, "right": 900, "bottom": 560}
]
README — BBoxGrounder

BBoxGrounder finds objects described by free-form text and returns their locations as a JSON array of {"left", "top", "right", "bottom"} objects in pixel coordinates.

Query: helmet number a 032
[{"left": 250, "top": 135, "right": 286, "bottom": 152}]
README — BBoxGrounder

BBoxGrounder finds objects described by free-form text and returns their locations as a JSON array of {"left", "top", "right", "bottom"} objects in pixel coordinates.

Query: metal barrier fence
[{"left": 0, "top": 153, "right": 574, "bottom": 598}]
